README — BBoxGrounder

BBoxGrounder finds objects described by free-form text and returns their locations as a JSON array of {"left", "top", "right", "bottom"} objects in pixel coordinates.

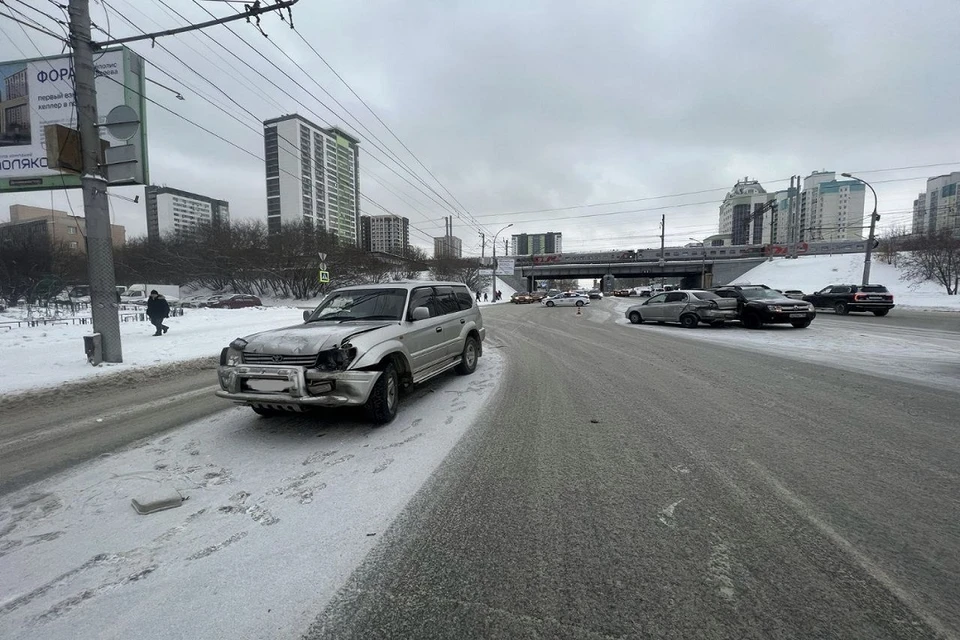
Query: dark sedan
[{"left": 207, "top": 294, "right": 263, "bottom": 309}]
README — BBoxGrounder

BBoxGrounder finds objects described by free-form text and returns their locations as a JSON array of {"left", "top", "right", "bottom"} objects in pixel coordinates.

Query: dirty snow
[
  {"left": 0, "top": 349, "right": 504, "bottom": 640},
  {"left": 731, "top": 254, "right": 960, "bottom": 311},
  {"left": 0, "top": 307, "right": 304, "bottom": 397}
]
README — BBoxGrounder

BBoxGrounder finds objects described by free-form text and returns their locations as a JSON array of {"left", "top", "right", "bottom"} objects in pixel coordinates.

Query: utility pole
[
  {"left": 659, "top": 214, "right": 666, "bottom": 287},
  {"left": 479, "top": 232, "right": 485, "bottom": 260},
  {"left": 504, "top": 238, "right": 508, "bottom": 255},
  {"left": 70, "top": 0, "right": 122, "bottom": 362}
]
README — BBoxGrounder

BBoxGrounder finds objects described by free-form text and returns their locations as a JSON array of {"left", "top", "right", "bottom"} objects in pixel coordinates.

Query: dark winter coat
[{"left": 146, "top": 295, "right": 170, "bottom": 320}]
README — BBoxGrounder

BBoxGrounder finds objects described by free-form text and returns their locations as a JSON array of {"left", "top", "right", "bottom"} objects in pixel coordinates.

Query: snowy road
[{"left": 3, "top": 300, "right": 959, "bottom": 639}]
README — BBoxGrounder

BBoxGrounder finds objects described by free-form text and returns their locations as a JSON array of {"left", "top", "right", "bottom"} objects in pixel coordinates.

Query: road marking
[
  {"left": 746, "top": 459, "right": 956, "bottom": 640},
  {"left": 0, "top": 385, "right": 222, "bottom": 454}
]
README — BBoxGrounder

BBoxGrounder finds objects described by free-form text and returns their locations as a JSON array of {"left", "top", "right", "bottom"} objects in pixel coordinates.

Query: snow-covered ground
[
  {"left": 0, "top": 307, "right": 304, "bottom": 397},
  {"left": 0, "top": 350, "right": 504, "bottom": 640},
  {"left": 731, "top": 254, "right": 960, "bottom": 311},
  {"left": 610, "top": 297, "right": 960, "bottom": 392}
]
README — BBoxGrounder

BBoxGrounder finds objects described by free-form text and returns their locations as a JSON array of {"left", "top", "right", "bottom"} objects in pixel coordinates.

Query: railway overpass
[{"left": 513, "top": 257, "right": 767, "bottom": 291}]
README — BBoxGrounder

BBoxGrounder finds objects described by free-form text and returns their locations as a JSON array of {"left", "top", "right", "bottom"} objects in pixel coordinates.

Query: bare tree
[
  {"left": 900, "top": 231, "right": 960, "bottom": 295},
  {"left": 877, "top": 224, "right": 910, "bottom": 266},
  {"left": 431, "top": 257, "right": 490, "bottom": 293}
]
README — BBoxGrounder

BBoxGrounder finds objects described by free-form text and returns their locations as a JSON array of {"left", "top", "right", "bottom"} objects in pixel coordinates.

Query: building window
[
  {"left": 68, "top": 241, "right": 78, "bottom": 249},
  {"left": 67, "top": 226, "right": 77, "bottom": 235}
]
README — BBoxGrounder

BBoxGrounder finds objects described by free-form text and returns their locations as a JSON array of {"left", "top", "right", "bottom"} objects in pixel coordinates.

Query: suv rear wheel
[
  {"left": 455, "top": 335, "right": 479, "bottom": 375},
  {"left": 873, "top": 309, "right": 890, "bottom": 317},
  {"left": 365, "top": 363, "right": 399, "bottom": 425},
  {"left": 834, "top": 301, "right": 849, "bottom": 315}
]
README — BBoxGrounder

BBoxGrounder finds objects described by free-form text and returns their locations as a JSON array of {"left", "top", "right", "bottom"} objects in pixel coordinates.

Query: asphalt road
[
  {"left": 305, "top": 301, "right": 960, "bottom": 639},
  {"left": 818, "top": 306, "right": 960, "bottom": 333},
  {"left": 0, "top": 360, "right": 231, "bottom": 494}
]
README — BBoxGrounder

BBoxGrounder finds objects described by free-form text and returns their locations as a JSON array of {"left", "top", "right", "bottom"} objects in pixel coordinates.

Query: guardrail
[{"left": 0, "top": 307, "right": 184, "bottom": 330}]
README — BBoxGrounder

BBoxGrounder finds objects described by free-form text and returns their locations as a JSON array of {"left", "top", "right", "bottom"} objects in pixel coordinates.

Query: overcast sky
[{"left": 1, "top": 0, "right": 958, "bottom": 255}]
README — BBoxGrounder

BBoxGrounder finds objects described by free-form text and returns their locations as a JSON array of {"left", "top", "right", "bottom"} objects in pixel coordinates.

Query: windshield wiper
[{"left": 337, "top": 315, "right": 398, "bottom": 322}]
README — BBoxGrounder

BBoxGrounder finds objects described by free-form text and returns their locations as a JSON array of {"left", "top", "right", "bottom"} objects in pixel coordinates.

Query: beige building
[{"left": 3, "top": 204, "right": 126, "bottom": 251}]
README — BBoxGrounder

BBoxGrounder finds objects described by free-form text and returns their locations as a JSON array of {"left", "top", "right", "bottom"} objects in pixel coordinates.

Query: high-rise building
[
  {"left": 263, "top": 114, "right": 361, "bottom": 243},
  {"left": 510, "top": 232, "right": 562, "bottom": 255},
  {"left": 799, "top": 171, "right": 865, "bottom": 242},
  {"left": 912, "top": 172, "right": 960, "bottom": 237},
  {"left": 1, "top": 204, "right": 125, "bottom": 251},
  {"left": 433, "top": 216, "right": 462, "bottom": 258},
  {"left": 718, "top": 178, "right": 775, "bottom": 246},
  {"left": 144, "top": 186, "right": 229, "bottom": 241},
  {"left": 360, "top": 214, "right": 410, "bottom": 254}
]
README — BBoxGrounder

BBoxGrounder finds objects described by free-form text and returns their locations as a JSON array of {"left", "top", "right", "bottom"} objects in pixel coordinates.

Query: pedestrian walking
[
  {"left": 476, "top": 290, "right": 481, "bottom": 303},
  {"left": 146, "top": 290, "right": 170, "bottom": 336},
  {"left": 483, "top": 292, "right": 489, "bottom": 302},
  {"left": 496, "top": 290, "right": 502, "bottom": 301}
]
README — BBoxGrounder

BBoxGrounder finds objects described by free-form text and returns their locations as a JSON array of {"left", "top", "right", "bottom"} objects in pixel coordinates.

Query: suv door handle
[{"left": 436, "top": 327, "right": 443, "bottom": 332}]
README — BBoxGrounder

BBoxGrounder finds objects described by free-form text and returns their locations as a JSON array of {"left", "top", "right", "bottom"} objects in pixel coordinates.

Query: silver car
[
  {"left": 625, "top": 290, "right": 738, "bottom": 328},
  {"left": 216, "top": 282, "right": 485, "bottom": 424}
]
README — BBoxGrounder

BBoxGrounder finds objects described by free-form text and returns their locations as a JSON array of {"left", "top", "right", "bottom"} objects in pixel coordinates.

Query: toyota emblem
[{"left": 271, "top": 355, "right": 284, "bottom": 363}]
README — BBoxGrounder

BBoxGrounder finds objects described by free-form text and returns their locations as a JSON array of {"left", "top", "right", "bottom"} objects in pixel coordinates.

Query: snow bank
[
  {"left": 732, "top": 254, "right": 960, "bottom": 311},
  {"left": 0, "top": 307, "right": 304, "bottom": 397}
]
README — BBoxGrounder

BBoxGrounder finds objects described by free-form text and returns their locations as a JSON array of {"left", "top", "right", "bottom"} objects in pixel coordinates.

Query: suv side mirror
[
  {"left": 303, "top": 310, "right": 311, "bottom": 322},
  {"left": 411, "top": 306, "right": 430, "bottom": 321}
]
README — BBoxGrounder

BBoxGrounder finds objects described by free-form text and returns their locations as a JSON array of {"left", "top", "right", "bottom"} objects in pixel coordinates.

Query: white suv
[{"left": 216, "top": 282, "right": 485, "bottom": 424}]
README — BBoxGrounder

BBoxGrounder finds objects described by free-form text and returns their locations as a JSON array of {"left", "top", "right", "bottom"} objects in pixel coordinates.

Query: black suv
[
  {"left": 803, "top": 284, "right": 895, "bottom": 316},
  {"left": 712, "top": 285, "right": 817, "bottom": 329}
]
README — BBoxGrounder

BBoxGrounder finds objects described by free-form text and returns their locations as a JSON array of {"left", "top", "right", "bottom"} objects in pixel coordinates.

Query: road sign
[{"left": 318, "top": 270, "right": 330, "bottom": 283}]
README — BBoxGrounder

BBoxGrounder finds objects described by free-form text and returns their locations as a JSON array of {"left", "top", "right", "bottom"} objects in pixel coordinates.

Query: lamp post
[
  {"left": 689, "top": 238, "right": 707, "bottom": 288},
  {"left": 491, "top": 223, "right": 513, "bottom": 302},
  {"left": 841, "top": 172, "right": 879, "bottom": 286}
]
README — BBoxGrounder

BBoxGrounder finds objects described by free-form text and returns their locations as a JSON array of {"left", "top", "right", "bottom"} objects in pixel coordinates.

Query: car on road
[
  {"left": 588, "top": 289, "right": 603, "bottom": 299},
  {"left": 780, "top": 290, "right": 806, "bottom": 300},
  {"left": 542, "top": 292, "right": 590, "bottom": 307},
  {"left": 510, "top": 292, "right": 536, "bottom": 304},
  {"left": 216, "top": 282, "right": 484, "bottom": 424},
  {"left": 177, "top": 295, "right": 212, "bottom": 308},
  {"left": 207, "top": 294, "right": 263, "bottom": 309},
  {"left": 803, "top": 284, "right": 895, "bottom": 316},
  {"left": 712, "top": 285, "right": 816, "bottom": 328},
  {"left": 625, "top": 290, "right": 739, "bottom": 328}
]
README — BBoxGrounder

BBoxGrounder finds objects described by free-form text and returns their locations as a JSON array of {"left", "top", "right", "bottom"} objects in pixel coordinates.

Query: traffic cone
[{"left": 576, "top": 306, "right": 582, "bottom": 316}]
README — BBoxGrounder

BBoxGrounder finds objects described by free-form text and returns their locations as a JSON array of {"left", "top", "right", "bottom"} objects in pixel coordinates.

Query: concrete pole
[{"left": 70, "top": 0, "right": 123, "bottom": 362}]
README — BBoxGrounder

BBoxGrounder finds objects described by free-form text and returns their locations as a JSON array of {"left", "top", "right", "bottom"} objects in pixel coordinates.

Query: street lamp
[
  {"left": 491, "top": 223, "right": 513, "bottom": 302},
  {"left": 841, "top": 172, "right": 879, "bottom": 286},
  {"left": 690, "top": 238, "right": 707, "bottom": 288}
]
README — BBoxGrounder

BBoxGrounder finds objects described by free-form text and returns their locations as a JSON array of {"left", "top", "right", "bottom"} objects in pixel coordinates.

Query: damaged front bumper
[{"left": 216, "top": 364, "right": 381, "bottom": 409}]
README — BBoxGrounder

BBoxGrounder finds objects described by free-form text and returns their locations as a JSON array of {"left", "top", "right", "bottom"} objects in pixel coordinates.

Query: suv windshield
[
  {"left": 861, "top": 285, "right": 889, "bottom": 293},
  {"left": 306, "top": 288, "right": 408, "bottom": 322},
  {"left": 741, "top": 288, "right": 784, "bottom": 300}
]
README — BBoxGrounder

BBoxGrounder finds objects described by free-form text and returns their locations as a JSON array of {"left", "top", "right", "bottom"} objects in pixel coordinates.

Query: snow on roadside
[
  {"left": 0, "top": 308, "right": 303, "bottom": 397},
  {"left": 731, "top": 254, "right": 960, "bottom": 311},
  {"left": 0, "top": 350, "right": 504, "bottom": 640}
]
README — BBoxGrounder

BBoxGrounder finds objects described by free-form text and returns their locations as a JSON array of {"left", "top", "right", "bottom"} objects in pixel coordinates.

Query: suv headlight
[
  {"left": 316, "top": 345, "right": 358, "bottom": 372},
  {"left": 766, "top": 304, "right": 783, "bottom": 312},
  {"left": 220, "top": 338, "right": 247, "bottom": 366}
]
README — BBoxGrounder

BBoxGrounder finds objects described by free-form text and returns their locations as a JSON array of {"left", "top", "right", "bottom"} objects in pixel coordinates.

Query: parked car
[
  {"left": 177, "top": 295, "right": 211, "bottom": 308},
  {"left": 613, "top": 289, "right": 632, "bottom": 297},
  {"left": 530, "top": 290, "right": 549, "bottom": 301},
  {"left": 802, "top": 284, "right": 895, "bottom": 316},
  {"left": 625, "top": 290, "right": 738, "bottom": 328},
  {"left": 542, "top": 292, "right": 590, "bottom": 307},
  {"left": 511, "top": 292, "right": 536, "bottom": 304},
  {"left": 782, "top": 290, "right": 806, "bottom": 300},
  {"left": 207, "top": 294, "right": 263, "bottom": 309},
  {"left": 588, "top": 289, "right": 603, "bottom": 299},
  {"left": 712, "top": 285, "right": 816, "bottom": 328},
  {"left": 216, "top": 282, "right": 484, "bottom": 423}
]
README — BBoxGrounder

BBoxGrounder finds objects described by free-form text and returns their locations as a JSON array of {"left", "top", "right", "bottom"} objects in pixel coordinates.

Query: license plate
[
  {"left": 246, "top": 379, "right": 291, "bottom": 393},
  {"left": 789, "top": 313, "right": 806, "bottom": 318}
]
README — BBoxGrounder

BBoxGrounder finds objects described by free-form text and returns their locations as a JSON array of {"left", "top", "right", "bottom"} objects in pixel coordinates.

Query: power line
[{"left": 0, "top": 8, "right": 68, "bottom": 42}]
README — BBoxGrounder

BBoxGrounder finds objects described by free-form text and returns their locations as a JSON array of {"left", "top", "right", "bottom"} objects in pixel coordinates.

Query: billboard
[
  {"left": 495, "top": 257, "right": 515, "bottom": 275},
  {"left": 0, "top": 47, "right": 148, "bottom": 192}
]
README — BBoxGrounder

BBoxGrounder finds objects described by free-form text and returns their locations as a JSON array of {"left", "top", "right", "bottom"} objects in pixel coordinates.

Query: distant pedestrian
[
  {"left": 146, "top": 290, "right": 170, "bottom": 336},
  {"left": 476, "top": 290, "right": 481, "bottom": 303},
  {"left": 496, "top": 290, "right": 502, "bottom": 301},
  {"left": 483, "top": 292, "right": 488, "bottom": 302}
]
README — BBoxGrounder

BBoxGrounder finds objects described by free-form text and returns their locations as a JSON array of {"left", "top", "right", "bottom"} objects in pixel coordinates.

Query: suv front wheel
[
  {"left": 455, "top": 335, "right": 479, "bottom": 375},
  {"left": 365, "top": 363, "right": 399, "bottom": 425}
]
